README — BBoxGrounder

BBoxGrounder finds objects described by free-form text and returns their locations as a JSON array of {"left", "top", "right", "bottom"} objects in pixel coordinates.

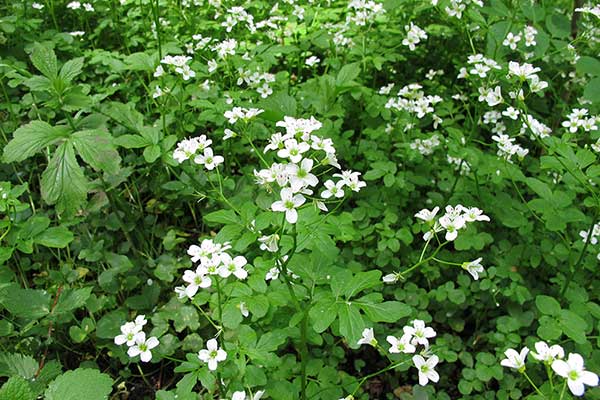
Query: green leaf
[
  {"left": 30, "top": 43, "right": 58, "bottom": 78},
  {"left": 545, "top": 14, "right": 570, "bottom": 38},
  {"left": 72, "top": 130, "right": 121, "bottom": 174},
  {"left": 34, "top": 226, "right": 74, "bottom": 248},
  {"left": 535, "top": 295, "right": 561, "bottom": 316},
  {"left": 343, "top": 270, "right": 382, "bottom": 299},
  {"left": 44, "top": 368, "right": 113, "bottom": 400},
  {"left": 41, "top": 141, "right": 89, "bottom": 215},
  {"left": 114, "top": 134, "right": 149, "bottom": 149},
  {"left": 59, "top": 57, "right": 84, "bottom": 83},
  {"left": 559, "top": 310, "right": 587, "bottom": 344},
  {"left": 338, "top": 303, "right": 365, "bottom": 347},
  {"left": 0, "top": 353, "right": 39, "bottom": 379},
  {"left": 203, "top": 210, "right": 241, "bottom": 226},
  {"left": 309, "top": 300, "right": 338, "bottom": 333},
  {"left": 526, "top": 178, "right": 552, "bottom": 199},
  {"left": 0, "top": 376, "right": 35, "bottom": 400},
  {"left": 54, "top": 287, "right": 92, "bottom": 314},
  {"left": 336, "top": 62, "right": 361, "bottom": 87},
  {"left": 0, "top": 287, "right": 50, "bottom": 320},
  {"left": 358, "top": 300, "right": 411, "bottom": 323},
  {"left": 583, "top": 77, "right": 600, "bottom": 104},
  {"left": 2, "top": 121, "right": 67, "bottom": 163},
  {"left": 576, "top": 56, "right": 600, "bottom": 77},
  {"left": 143, "top": 144, "right": 161, "bottom": 163}
]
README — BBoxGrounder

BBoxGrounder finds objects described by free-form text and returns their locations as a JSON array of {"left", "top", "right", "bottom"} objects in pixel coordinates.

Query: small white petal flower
[
  {"left": 500, "top": 347, "right": 529, "bottom": 371},
  {"left": 412, "top": 355, "right": 440, "bottom": 386},
  {"left": 357, "top": 328, "right": 378, "bottom": 347},
  {"left": 198, "top": 339, "right": 227, "bottom": 371}
]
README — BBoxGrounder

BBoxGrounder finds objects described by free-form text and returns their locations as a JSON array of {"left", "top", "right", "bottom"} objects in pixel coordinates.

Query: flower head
[
  {"left": 552, "top": 353, "right": 598, "bottom": 396},
  {"left": 412, "top": 355, "right": 440, "bottom": 386},
  {"left": 500, "top": 347, "right": 529, "bottom": 372},
  {"left": 198, "top": 339, "right": 227, "bottom": 370}
]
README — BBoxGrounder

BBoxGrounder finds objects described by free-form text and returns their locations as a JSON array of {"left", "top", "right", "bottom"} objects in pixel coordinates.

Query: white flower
[
  {"left": 114, "top": 322, "right": 143, "bottom": 346},
  {"left": 503, "top": 32, "right": 522, "bottom": 50},
  {"left": 224, "top": 128, "right": 236, "bottom": 140},
  {"left": 386, "top": 334, "right": 416, "bottom": 354},
  {"left": 438, "top": 215, "right": 466, "bottom": 241},
  {"left": 182, "top": 266, "right": 212, "bottom": 298},
  {"left": 531, "top": 341, "right": 564, "bottom": 363},
  {"left": 500, "top": 347, "right": 529, "bottom": 371},
  {"left": 257, "top": 83, "right": 272, "bottom": 98},
  {"left": 321, "top": 180, "right": 345, "bottom": 199},
  {"left": 552, "top": 353, "right": 598, "bottom": 396},
  {"left": 208, "top": 59, "right": 218, "bottom": 73},
  {"left": 412, "top": 355, "right": 440, "bottom": 386},
  {"left": 239, "top": 301, "right": 249, "bottom": 318},
  {"left": 198, "top": 338, "right": 227, "bottom": 371},
  {"left": 271, "top": 188, "right": 306, "bottom": 224},
  {"left": 194, "top": 148, "right": 224, "bottom": 170},
  {"left": 287, "top": 158, "right": 318, "bottom": 192},
  {"left": 218, "top": 253, "right": 248, "bottom": 279},
  {"left": 415, "top": 206, "right": 439, "bottom": 223},
  {"left": 357, "top": 328, "right": 378, "bottom": 347},
  {"left": 67, "top": 1, "right": 81, "bottom": 9},
  {"left": 32, "top": 2, "right": 44, "bottom": 9},
  {"left": 403, "top": 320, "right": 436, "bottom": 347},
  {"left": 127, "top": 332, "right": 160, "bottom": 362},
  {"left": 305, "top": 56, "right": 320, "bottom": 67},
  {"left": 462, "top": 258, "right": 484, "bottom": 280},
  {"left": 265, "top": 267, "right": 280, "bottom": 281},
  {"left": 277, "top": 139, "right": 310, "bottom": 163},
  {"left": 258, "top": 234, "right": 279, "bottom": 252}
]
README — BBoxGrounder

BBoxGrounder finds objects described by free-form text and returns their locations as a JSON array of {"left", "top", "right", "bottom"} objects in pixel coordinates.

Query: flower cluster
[
  {"left": 439, "top": 0, "right": 483, "bottom": 19},
  {"left": 410, "top": 134, "right": 441, "bottom": 156},
  {"left": 502, "top": 341, "right": 598, "bottom": 397},
  {"left": 224, "top": 106, "right": 264, "bottom": 124},
  {"left": 358, "top": 320, "right": 440, "bottom": 386},
  {"left": 458, "top": 54, "right": 501, "bottom": 79},
  {"left": 66, "top": 1, "right": 94, "bottom": 11},
  {"left": 385, "top": 83, "right": 443, "bottom": 120},
  {"left": 507, "top": 61, "right": 548, "bottom": 93},
  {"left": 237, "top": 68, "right": 275, "bottom": 98},
  {"left": 114, "top": 315, "right": 160, "bottom": 362},
  {"left": 503, "top": 25, "right": 538, "bottom": 50},
  {"left": 172, "top": 135, "right": 224, "bottom": 171},
  {"left": 561, "top": 108, "right": 598, "bottom": 133},
  {"left": 175, "top": 239, "right": 248, "bottom": 299},
  {"left": 492, "top": 133, "right": 529, "bottom": 161},
  {"left": 155, "top": 55, "right": 196, "bottom": 81},
  {"left": 346, "top": 0, "right": 385, "bottom": 26},
  {"left": 402, "top": 22, "right": 427, "bottom": 51},
  {"left": 254, "top": 116, "right": 365, "bottom": 224},
  {"left": 579, "top": 222, "right": 600, "bottom": 260},
  {"left": 415, "top": 205, "right": 490, "bottom": 242}
]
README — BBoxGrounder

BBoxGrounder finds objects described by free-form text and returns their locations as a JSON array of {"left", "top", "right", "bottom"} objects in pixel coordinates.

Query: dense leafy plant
[{"left": 0, "top": 0, "right": 599, "bottom": 399}]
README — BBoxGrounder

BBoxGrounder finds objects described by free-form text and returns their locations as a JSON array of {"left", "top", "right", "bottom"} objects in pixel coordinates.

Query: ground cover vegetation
[{"left": 0, "top": 0, "right": 599, "bottom": 399}]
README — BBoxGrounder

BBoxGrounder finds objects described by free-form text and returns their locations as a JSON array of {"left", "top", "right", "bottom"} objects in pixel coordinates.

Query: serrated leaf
[
  {"left": 0, "top": 287, "right": 50, "bottom": 320},
  {"left": 54, "top": 287, "right": 92, "bottom": 314},
  {"left": 59, "top": 57, "right": 84, "bottom": 83},
  {"left": 0, "top": 376, "right": 35, "bottom": 400},
  {"left": 44, "top": 368, "right": 113, "bottom": 400},
  {"left": 41, "top": 141, "right": 89, "bottom": 215},
  {"left": 2, "top": 121, "right": 67, "bottom": 163},
  {"left": 0, "top": 353, "right": 39, "bottom": 379},
  {"left": 34, "top": 226, "right": 74, "bottom": 248},
  {"left": 30, "top": 43, "right": 58, "bottom": 79},
  {"left": 72, "top": 130, "right": 121, "bottom": 174}
]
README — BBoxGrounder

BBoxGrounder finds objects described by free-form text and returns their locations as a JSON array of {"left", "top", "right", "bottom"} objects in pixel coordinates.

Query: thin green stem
[
  {"left": 350, "top": 360, "right": 409, "bottom": 397},
  {"left": 400, "top": 241, "right": 449, "bottom": 278},
  {"left": 522, "top": 371, "right": 545, "bottom": 398}
]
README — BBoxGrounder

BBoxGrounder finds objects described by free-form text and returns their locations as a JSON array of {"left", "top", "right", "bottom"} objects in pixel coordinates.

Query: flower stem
[{"left": 522, "top": 371, "right": 545, "bottom": 398}]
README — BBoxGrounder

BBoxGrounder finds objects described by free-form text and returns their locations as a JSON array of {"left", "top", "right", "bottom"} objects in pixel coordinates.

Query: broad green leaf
[
  {"left": 535, "top": 295, "right": 561, "bottom": 316},
  {"left": 203, "top": 209, "right": 241, "bottom": 226},
  {"left": 559, "top": 310, "right": 587, "bottom": 344},
  {"left": 59, "top": 57, "right": 84, "bottom": 83},
  {"left": 309, "top": 300, "right": 338, "bottom": 333},
  {"left": 2, "top": 121, "right": 67, "bottom": 163},
  {"left": 114, "top": 134, "right": 149, "bottom": 148},
  {"left": 0, "top": 376, "right": 35, "bottom": 400},
  {"left": 143, "top": 144, "right": 161, "bottom": 163},
  {"left": 338, "top": 303, "right": 365, "bottom": 347},
  {"left": 0, "top": 353, "right": 38, "bottom": 379},
  {"left": 34, "top": 226, "right": 74, "bottom": 248},
  {"left": 583, "top": 77, "right": 600, "bottom": 104},
  {"left": 576, "top": 56, "right": 600, "bottom": 77},
  {"left": 343, "top": 270, "right": 382, "bottom": 299},
  {"left": 44, "top": 368, "right": 113, "bottom": 400},
  {"left": 54, "top": 287, "right": 92, "bottom": 314},
  {"left": 336, "top": 62, "right": 361, "bottom": 87},
  {"left": 526, "top": 178, "right": 552, "bottom": 199},
  {"left": 0, "top": 287, "right": 50, "bottom": 320},
  {"left": 41, "top": 141, "right": 89, "bottom": 215},
  {"left": 30, "top": 43, "right": 58, "bottom": 78},
  {"left": 357, "top": 300, "right": 411, "bottom": 323},
  {"left": 72, "top": 129, "right": 121, "bottom": 174}
]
